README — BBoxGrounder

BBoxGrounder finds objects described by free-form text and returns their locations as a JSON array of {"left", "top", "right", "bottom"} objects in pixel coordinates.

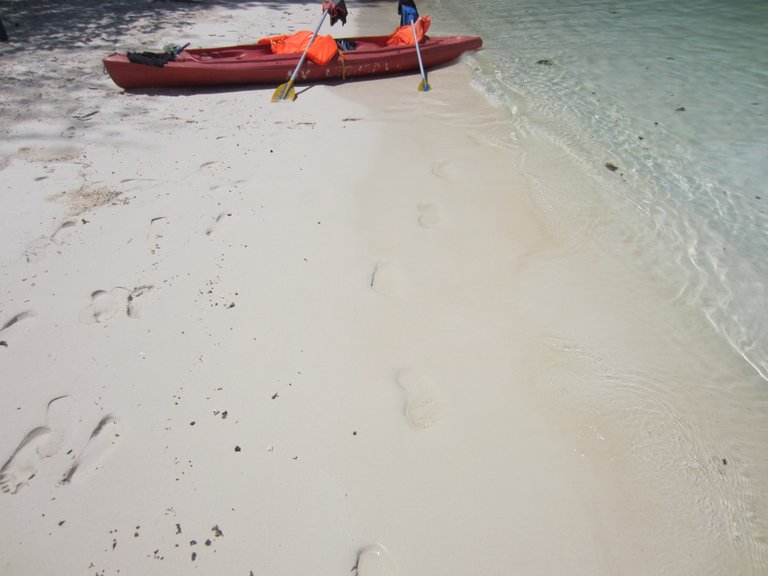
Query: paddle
[
  {"left": 272, "top": 6, "right": 330, "bottom": 102},
  {"left": 411, "top": 20, "right": 431, "bottom": 92}
]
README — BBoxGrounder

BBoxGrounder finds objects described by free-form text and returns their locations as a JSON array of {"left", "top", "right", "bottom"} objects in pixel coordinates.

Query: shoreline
[{"left": 428, "top": 0, "right": 768, "bottom": 384}]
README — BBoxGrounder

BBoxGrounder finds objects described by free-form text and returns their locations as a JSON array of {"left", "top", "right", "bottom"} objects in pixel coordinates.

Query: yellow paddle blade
[
  {"left": 418, "top": 79, "right": 431, "bottom": 92},
  {"left": 272, "top": 81, "right": 296, "bottom": 102}
]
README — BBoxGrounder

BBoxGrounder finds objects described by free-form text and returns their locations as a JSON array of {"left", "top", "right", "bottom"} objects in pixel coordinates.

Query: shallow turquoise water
[{"left": 429, "top": 0, "right": 768, "bottom": 380}]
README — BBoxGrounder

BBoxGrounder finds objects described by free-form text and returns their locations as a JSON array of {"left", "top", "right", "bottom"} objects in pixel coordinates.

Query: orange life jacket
[
  {"left": 386, "top": 15, "right": 431, "bottom": 46},
  {"left": 258, "top": 30, "right": 339, "bottom": 65}
]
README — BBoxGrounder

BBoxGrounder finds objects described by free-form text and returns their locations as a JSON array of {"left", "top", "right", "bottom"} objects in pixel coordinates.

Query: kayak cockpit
[{"left": 183, "top": 36, "right": 391, "bottom": 62}]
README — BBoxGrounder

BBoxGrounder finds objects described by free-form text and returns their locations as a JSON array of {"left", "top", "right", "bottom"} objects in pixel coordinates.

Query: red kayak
[{"left": 103, "top": 34, "right": 482, "bottom": 90}]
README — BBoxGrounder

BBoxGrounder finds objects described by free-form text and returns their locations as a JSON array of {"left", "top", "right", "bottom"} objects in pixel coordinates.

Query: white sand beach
[{"left": 2, "top": 2, "right": 767, "bottom": 575}]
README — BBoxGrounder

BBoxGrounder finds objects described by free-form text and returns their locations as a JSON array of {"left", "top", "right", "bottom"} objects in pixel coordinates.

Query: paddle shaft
[
  {"left": 287, "top": 8, "right": 329, "bottom": 86},
  {"left": 411, "top": 21, "right": 429, "bottom": 88}
]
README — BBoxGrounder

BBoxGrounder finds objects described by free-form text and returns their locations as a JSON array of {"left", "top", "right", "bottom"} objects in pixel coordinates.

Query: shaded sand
[{"left": 2, "top": 2, "right": 767, "bottom": 576}]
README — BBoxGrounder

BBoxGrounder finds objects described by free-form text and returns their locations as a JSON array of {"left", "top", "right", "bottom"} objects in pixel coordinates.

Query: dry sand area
[{"left": 2, "top": 1, "right": 768, "bottom": 575}]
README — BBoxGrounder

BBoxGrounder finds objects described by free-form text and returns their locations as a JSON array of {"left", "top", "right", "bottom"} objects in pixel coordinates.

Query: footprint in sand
[
  {"left": 79, "top": 288, "right": 130, "bottom": 324},
  {"left": 127, "top": 285, "right": 154, "bottom": 319},
  {"left": 0, "top": 396, "right": 75, "bottom": 494},
  {"left": 1, "top": 310, "right": 36, "bottom": 333},
  {"left": 431, "top": 160, "right": 461, "bottom": 180},
  {"left": 61, "top": 415, "right": 121, "bottom": 485},
  {"left": 23, "top": 221, "right": 78, "bottom": 263},
  {"left": 79, "top": 286, "right": 153, "bottom": 323},
  {"left": 0, "top": 427, "right": 52, "bottom": 494},
  {"left": 148, "top": 216, "right": 170, "bottom": 242},
  {"left": 50, "top": 219, "right": 78, "bottom": 246},
  {"left": 396, "top": 368, "right": 442, "bottom": 429},
  {"left": 39, "top": 395, "right": 76, "bottom": 458},
  {"left": 417, "top": 202, "right": 443, "bottom": 229},
  {"left": 205, "top": 211, "right": 237, "bottom": 236},
  {"left": 356, "top": 544, "right": 397, "bottom": 576},
  {"left": 24, "top": 236, "right": 51, "bottom": 263},
  {"left": 370, "top": 262, "right": 404, "bottom": 296}
]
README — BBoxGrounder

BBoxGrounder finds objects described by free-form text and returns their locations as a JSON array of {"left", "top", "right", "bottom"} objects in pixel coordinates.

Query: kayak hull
[{"left": 103, "top": 35, "right": 483, "bottom": 89}]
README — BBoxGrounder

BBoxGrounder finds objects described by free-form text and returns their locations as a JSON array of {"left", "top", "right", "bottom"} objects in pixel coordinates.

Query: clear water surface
[{"left": 430, "top": 0, "right": 768, "bottom": 380}]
